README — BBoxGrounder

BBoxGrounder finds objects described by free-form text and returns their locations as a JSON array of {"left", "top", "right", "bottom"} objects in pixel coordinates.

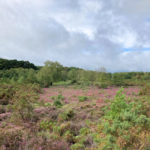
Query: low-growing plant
[
  {"left": 79, "top": 127, "right": 90, "bottom": 135},
  {"left": 101, "top": 83, "right": 108, "bottom": 89},
  {"left": 71, "top": 143, "right": 85, "bottom": 150},
  {"left": 95, "top": 87, "right": 150, "bottom": 149},
  {"left": 79, "top": 96, "right": 88, "bottom": 102},
  {"left": 63, "top": 131, "right": 74, "bottom": 143},
  {"left": 57, "top": 94, "right": 65, "bottom": 100},
  {"left": 92, "top": 103, "right": 96, "bottom": 106},
  {"left": 40, "top": 120, "right": 56, "bottom": 131},
  {"left": 53, "top": 100, "right": 62, "bottom": 107},
  {"left": 58, "top": 109, "right": 75, "bottom": 121},
  {"left": 44, "top": 102, "right": 51, "bottom": 107}
]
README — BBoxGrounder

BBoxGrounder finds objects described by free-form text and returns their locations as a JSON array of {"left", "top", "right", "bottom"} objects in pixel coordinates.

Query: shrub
[
  {"left": 79, "top": 127, "right": 90, "bottom": 135},
  {"left": 79, "top": 96, "right": 88, "bottom": 102},
  {"left": 57, "top": 94, "right": 65, "bottom": 100},
  {"left": 71, "top": 143, "right": 85, "bottom": 150},
  {"left": 101, "top": 83, "right": 108, "bottom": 89},
  {"left": 53, "top": 100, "right": 62, "bottom": 107},
  {"left": 71, "top": 79, "right": 77, "bottom": 84},
  {"left": 139, "top": 83, "right": 150, "bottom": 96},
  {"left": 40, "top": 120, "right": 56, "bottom": 131},
  {"left": 63, "top": 131, "right": 74, "bottom": 143},
  {"left": 58, "top": 109, "right": 75, "bottom": 121},
  {"left": 0, "top": 130, "right": 23, "bottom": 149},
  {"left": 94, "top": 83, "right": 100, "bottom": 88},
  {"left": 0, "top": 105, "right": 5, "bottom": 113},
  {"left": 44, "top": 102, "right": 51, "bottom": 107},
  {"left": 95, "top": 87, "right": 150, "bottom": 149}
]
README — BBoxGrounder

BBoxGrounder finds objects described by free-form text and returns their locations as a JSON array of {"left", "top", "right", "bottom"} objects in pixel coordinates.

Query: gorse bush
[
  {"left": 40, "top": 121, "right": 56, "bottom": 131},
  {"left": 93, "top": 87, "right": 150, "bottom": 149},
  {"left": 58, "top": 109, "right": 75, "bottom": 121},
  {"left": 78, "top": 96, "right": 88, "bottom": 102},
  {"left": 51, "top": 94, "right": 65, "bottom": 101},
  {"left": 101, "top": 83, "right": 108, "bottom": 89},
  {"left": 79, "top": 127, "right": 90, "bottom": 135},
  {"left": 139, "top": 83, "right": 150, "bottom": 96},
  {"left": 53, "top": 100, "right": 62, "bottom": 107},
  {"left": 0, "top": 83, "right": 41, "bottom": 123},
  {"left": 71, "top": 143, "right": 85, "bottom": 150},
  {"left": 57, "top": 94, "right": 65, "bottom": 100}
]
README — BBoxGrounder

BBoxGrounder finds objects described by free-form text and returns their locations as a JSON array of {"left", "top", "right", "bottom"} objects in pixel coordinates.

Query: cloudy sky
[{"left": 0, "top": 0, "right": 150, "bottom": 72}]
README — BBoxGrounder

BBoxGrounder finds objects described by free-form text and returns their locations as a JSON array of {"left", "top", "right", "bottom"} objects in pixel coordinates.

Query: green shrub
[
  {"left": 44, "top": 102, "right": 51, "bottom": 107},
  {"left": 0, "top": 105, "right": 5, "bottom": 113},
  {"left": 71, "top": 143, "right": 85, "bottom": 150},
  {"left": 78, "top": 96, "right": 88, "bottom": 102},
  {"left": 58, "top": 109, "right": 75, "bottom": 121},
  {"left": 71, "top": 79, "right": 77, "bottom": 84},
  {"left": 63, "top": 131, "right": 74, "bottom": 142},
  {"left": 40, "top": 121, "right": 56, "bottom": 131},
  {"left": 139, "top": 83, "right": 150, "bottom": 96},
  {"left": 79, "top": 127, "right": 90, "bottom": 135},
  {"left": 95, "top": 87, "right": 150, "bottom": 149},
  {"left": 53, "top": 100, "right": 62, "bottom": 107},
  {"left": 101, "top": 83, "right": 108, "bottom": 89},
  {"left": 57, "top": 94, "right": 65, "bottom": 100}
]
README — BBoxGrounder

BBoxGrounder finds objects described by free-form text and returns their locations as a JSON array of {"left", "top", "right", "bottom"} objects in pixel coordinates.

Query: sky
[{"left": 0, "top": 0, "right": 150, "bottom": 72}]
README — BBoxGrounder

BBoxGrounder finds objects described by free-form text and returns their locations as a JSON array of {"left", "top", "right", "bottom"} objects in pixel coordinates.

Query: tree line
[
  {"left": 0, "top": 59, "right": 150, "bottom": 87},
  {"left": 0, "top": 58, "right": 38, "bottom": 70}
]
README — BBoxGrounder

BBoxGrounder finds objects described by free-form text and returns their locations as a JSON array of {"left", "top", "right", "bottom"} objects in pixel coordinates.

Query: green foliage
[
  {"left": 53, "top": 100, "right": 62, "bottom": 107},
  {"left": 112, "top": 73, "right": 125, "bottom": 86},
  {"left": 44, "top": 102, "right": 51, "bottom": 107},
  {"left": 27, "top": 68, "right": 37, "bottom": 83},
  {"left": 53, "top": 126, "right": 61, "bottom": 135},
  {"left": 0, "top": 83, "right": 41, "bottom": 121},
  {"left": 52, "top": 94, "right": 65, "bottom": 107},
  {"left": 12, "top": 85, "right": 40, "bottom": 121},
  {"left": 78, "top": 96, "right": 88, "bottom": 102},
  {"left": 79, "top": 127, "right": 90, "bottom": 135},
  {"left": 58, "top": 109, "right": 75, "bottom": 121},
  {"left": 40, "top": 120, "right": 56, "bottom": 131},
  {"left": 95, "top": 87, "right": 150, "bottom": 149},
  {"left": 101, "top": 83, "right": 108, "bottom": 89},
  {"left": 103, "top": 87, "right": 130, "bottom": 119},
  {"left": 57, "top": 94, "right": 65, "bottom": 100},
  {"left": 37, "top": 60, "right": 63, "bottom": 87},
  {"left": 63, "top": 131, "right": 74, "bottom": 142},
  {"left": 71, "top": 143, "right": 85, "bottom": 150},
  {"left": 0, "top": 58, "right": 37, "bottom": 70},
  {"left": 68, "top": 69, "right": 77, "bottom": 80},
  {"left": 139, "top": 83, "right": 150, "bottom": 96},
  {"left": 71, "top": 79, "right": 77, "bottom": 84}
]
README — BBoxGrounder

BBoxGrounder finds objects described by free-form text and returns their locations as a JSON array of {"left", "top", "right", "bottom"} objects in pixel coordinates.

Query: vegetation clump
[
  {"left": 53, "top": 100, "right": 63, "bottom": 107},
  {"left": 78, "top": 96, "right": 88, "bottom": 102},
  {"left": 1, "top": 59, "right": 150, "bottom": 149}
]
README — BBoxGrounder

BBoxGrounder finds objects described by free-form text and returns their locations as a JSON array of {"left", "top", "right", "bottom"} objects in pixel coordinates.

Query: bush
[
  {"left": 57, "top": 94, "right": 65, "bottom": 100},
  {"left": 139, "top": 83, "right": 150, "bottom": 96},
  {"left": 0, "top": 105, "right": 5, "bottom": 113},
  {"left": 78, "top": 96, "right": 88, "bottom": 102},
  {"left": 40, "top": 120, "right": 56, "bottom": 131},
  {"left": 53, "top": 100, "right": 62, "bottom": 107},
  {"left": 95, "top": 87, "right": 150, "bottom": 149},
  {"left": 71, "top": 143, "right": 85, "bottom": 150},
  {"left": 58, "top": 109, "right": 75, "bottom": 121},
  {"left": 79, "top": 127, "right": 90, "bottom": 135},
  {"left": 71, "top": 79, "right": 77, "bottom": 84},
  {"left": 101, "top": 83, "right": 108, "bottom": 89}
]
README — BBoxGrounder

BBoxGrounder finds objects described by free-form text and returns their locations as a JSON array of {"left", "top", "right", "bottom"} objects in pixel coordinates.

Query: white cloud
[{"left": 0, "top": 0, "right": 150, "bottom": 72}]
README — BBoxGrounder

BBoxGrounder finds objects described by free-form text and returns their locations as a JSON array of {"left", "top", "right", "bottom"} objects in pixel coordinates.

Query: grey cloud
[{"left": 0, "top": 0, "right": 150, "bottom": 72}]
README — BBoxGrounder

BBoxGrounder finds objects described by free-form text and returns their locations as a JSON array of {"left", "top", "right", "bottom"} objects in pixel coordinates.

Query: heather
[
  {"left": 1, "top": 80, "right": 150, "bottom": 150},
  {"left": 1, "top": 59, "right": 150, "bottom": 149}
]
